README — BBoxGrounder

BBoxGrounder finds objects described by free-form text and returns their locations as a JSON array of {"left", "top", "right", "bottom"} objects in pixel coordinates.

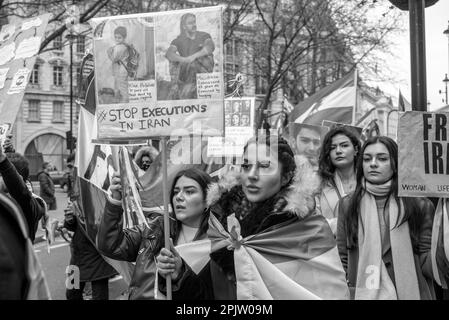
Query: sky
[{"left": 389, "top": 0, "right": 449, "bottom": 111}]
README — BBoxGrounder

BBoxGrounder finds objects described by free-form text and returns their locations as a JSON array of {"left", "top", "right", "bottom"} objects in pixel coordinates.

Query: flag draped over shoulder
[
  {"left": 176, "top": 213, "right": 349, "bottom": 300},
  {"left": 290, "top": 71, "right": 356, "bottom": 126},
  {"left": 431, "top": 199, "right": 449, "bottom": 289}
]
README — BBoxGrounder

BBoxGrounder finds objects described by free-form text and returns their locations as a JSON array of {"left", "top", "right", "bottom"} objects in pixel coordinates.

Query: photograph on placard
[
  {"left": 155, "top": 8, "right": 222, "bottom": 101},
  {"left": 92, "top": 17, "right": 156, "bottom": 105},
  {"left": 287, "top": 123, "right": 329, "bottom": 167}
]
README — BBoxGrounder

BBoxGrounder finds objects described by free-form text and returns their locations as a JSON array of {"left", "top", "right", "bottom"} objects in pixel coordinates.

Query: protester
[
  {"left": 37, "top": 162, "right": 57, "bottom": 211},
  {"left": 156, "top": 135, "right": 349, "bottom": 299},
  {"left": 97, "top": 167, "right": 212, "bottom": 299},
  {"left": 336, "top": 136, "right": 445, "bottom": 300},
  {"left": 291, "top": 124, "right": 322, "bottom": 168},
  {"left": 66, "top": 153, "right": 76, "bottom": 200},
  {"left": 317, "top": 126, "right": 360, "bottom": 235},
  {"left": 165, "top": 12, "right": 215, "bottom": 99},
  {"left": 0, "top": 137, "right": 46, "bottom": 242},
  {"left": 64, "top": 203, "right": 117, "bottom": 300},
  {"left": 134, "top": 145, "right": 159, "bottom": 172},
  {"left": 0, "top": 191, "right": 50, "bottom": 299}
]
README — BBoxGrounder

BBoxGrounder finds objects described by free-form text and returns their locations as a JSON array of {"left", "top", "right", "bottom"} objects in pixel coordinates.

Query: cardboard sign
[
  {"left": 90, "top": 6, "right": 224, "bottom": 139},
  {"left": 207, "top": 97, "right": 255, "bottom": 157},
  {"left": 0, "top": 14, "right": 50, "bottom": 126},
  {"left": 398, "top": 111, "right": 449, "bottom": 198}
]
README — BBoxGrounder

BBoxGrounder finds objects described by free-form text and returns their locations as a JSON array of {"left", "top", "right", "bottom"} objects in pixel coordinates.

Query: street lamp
[
  {"left": 65, "top": 31, "right": 74, "bottom": 154},
  {"left": 388, "top": 0, "right": 439, "bottom": 111},
  {"left": 444, "top": 21, "right": 449, "bottom": 80},
  {"left": 441, "top": 73, "right": 449, "bottom": 105}
]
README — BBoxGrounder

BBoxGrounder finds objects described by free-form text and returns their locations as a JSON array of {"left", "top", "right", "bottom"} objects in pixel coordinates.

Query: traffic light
[{"left": 66, "top": 130, "right": 77, "bottom": 150}]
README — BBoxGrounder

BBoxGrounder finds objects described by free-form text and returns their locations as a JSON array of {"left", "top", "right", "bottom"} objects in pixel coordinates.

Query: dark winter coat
[
  {"left": 336, "top": 195, "right": 443, "bottom": 300},
  {"left": 37, "top": 171, "right": 56, "bottom": 209},
  {"left": 97, "top": 199, "right": 183, "bottom": 300},
  {"left": 64, "top": 213, "right": 117, "bottom": 283},
  {"left": 0, "top": 158, "right": 45, "bottom": 242}
]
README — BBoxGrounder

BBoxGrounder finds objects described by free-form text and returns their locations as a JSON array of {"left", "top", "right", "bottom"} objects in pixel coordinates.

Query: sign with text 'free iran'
[
  {"left": 90, "top": 6, "right": 224, "bottom": 139},
  {"left": 398, "top": 111, "right": 449, "bottom": 198}
]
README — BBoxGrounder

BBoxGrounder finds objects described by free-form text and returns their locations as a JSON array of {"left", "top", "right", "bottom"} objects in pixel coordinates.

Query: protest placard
[
  {"left": 90, "top": 6, "right": 224, "bottom": 139},
  {"left": 207, "top": 97, "right": 255, "bottom": 157},
  {"left": 398, "top": 111, "right": 449, "bottom": 198},
  {"left": 0, "top": 123, "right": 11, "bottom": 150},
  {"left": 0, "top": 14, "right": 50, "bottom": 126}
]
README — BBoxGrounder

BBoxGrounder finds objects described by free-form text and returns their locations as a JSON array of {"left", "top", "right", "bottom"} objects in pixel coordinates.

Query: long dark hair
[
  {"left": 345, "top": 136, "right": 423, "bottom": 248},
  {"left": 318, "top": 126, "right": 360, "bottom": 183},
  {"left": 169, "top": 167, "right": 212, "bottom": 244}
]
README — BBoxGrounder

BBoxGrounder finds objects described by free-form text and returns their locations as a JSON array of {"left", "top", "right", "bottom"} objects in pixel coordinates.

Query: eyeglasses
[{"left": 142, "top": 160, "right": 152, "bottom": 164}]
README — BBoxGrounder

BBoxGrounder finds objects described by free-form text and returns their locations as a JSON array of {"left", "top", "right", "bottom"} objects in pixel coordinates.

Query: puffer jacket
[{"left": 97, "top": 198, "right": 174, "bottom": 300}]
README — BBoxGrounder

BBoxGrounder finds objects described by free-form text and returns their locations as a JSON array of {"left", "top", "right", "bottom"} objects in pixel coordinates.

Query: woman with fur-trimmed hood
[
  {"left": 134, "top": 146, "right": 159, "bottom": 171},
  {"left": 156, "top": 135, "right": 349, "bottom": 300}
]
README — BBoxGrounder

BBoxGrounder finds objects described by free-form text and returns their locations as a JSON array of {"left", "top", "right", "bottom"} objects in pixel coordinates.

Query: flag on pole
[
  {"left": 290, "top": 71, "right": 357, "bottom": 126},
  {"left": 398, "top": 89, "right": 411, "bottom": 111}
]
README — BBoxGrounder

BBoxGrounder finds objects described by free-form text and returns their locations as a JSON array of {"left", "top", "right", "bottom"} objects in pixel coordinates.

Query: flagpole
[
  {"left": 352, "top": 68, "right": 358, "bottom": 125},
  {"left": 161, "top": 136, "right": 172, "bottom": 300}
]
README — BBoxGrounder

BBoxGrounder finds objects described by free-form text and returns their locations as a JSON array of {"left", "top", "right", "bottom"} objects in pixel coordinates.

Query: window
[
  {"left": 53, "top": 66, "right": 63, "bottom": 86},
  {"left": 27, "top": 100, "right": 40, "bottom": 122},
  {"left": 52, "top": 101, "right": 64, "bottom": 122},
  {"left": 76, "top": 35, "right": 85, "bottom": 54},
  {"left": 53, "top": 35, "right": 63, "bottom": 50},
  {"left": 29, "top": 64, "right": 39, "bottom": 85},
  {"left": 255, "top": 73, "right": 268, "bottom": 95}
]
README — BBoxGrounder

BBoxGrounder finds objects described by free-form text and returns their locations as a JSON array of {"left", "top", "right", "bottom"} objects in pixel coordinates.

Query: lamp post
[
  {"left": 388, "top": 0, "right": 439, "bottom": 111},
  {"left": 66, "top": 31, "right": 74, "bottom": 154},
  {"left": 443, "top": 73, "right": 449, "bottom": 105},
  {"left": 444, "top": 21, "right": 449, "bottom": 77}
]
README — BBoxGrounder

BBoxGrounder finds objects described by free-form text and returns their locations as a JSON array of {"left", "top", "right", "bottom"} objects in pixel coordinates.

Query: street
[{"left": 33, "top": 183, "right": 128, "bottom": 300}]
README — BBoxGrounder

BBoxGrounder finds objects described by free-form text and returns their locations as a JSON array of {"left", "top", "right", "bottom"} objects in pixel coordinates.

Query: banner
[
  {"left": 398, "top": 111, "right": 449, "bottom": 197},
  {"left": 0, "top": 14, "right": 50, "bottom": 127},
  {"left": 207, "top": 97, "right": 255, "bottom": 157},
  {"left": 90, "top": 6, "right": 224, "bottom": 139}
]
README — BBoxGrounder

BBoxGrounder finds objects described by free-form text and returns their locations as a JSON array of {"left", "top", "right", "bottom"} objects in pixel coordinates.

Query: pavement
[{"left": 33, "top": 181, "right": 70, "bottom": 244}]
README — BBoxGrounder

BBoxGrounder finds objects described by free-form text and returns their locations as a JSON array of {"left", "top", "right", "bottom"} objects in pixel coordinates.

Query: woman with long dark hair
[
  {"left": 336, "top": 136, "right": 444, "bottom": 299},
  {"left": 317, "top": 126, "right": 361, "bottom": 234},
  {"left": 97, "top": 167, "right": 212, "bottom": 300},
  {"left": 156, "top": 135, "right": 349, "bottom": 299}
]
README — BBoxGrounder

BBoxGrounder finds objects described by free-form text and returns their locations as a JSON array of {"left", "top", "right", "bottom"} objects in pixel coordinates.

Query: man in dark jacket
[
  {"left": 37, "top": 162, "right": 57, "bottom": 211},
  {"left": 0, "top": 138, "right": 46, "bottom": 242}
]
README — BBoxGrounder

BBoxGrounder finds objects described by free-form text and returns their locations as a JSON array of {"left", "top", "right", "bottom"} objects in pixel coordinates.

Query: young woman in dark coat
[
  {"left": 336, "top": 136, "right": 449, "bottom": 299},
  {"left": 97, "top": 167, "right": 212, "bottom": 299}
]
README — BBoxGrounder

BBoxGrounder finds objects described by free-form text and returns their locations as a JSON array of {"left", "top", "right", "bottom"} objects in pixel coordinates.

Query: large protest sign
[
  {"left": 207, "top": 97, "right": 255, "bottom": 157},
  {"left": 398, "top": 111, "right": 449, "bottom": 198},
  {"left": 0, "top": 14, "right": 50, "bottom": 127},
  {"left": 90, "top": 6, "right": 224, "bottom": 139}
]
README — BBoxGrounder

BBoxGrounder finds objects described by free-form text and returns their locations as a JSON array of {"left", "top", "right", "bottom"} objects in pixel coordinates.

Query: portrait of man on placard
[
  {"left": 164, "top": 12, "right": 215, "bottom": 99},
  {"left": 289, "top": 123, "right": 329, "bottom": 168}
]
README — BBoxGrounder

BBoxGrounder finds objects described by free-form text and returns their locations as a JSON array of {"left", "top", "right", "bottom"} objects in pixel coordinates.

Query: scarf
[
  {"left": 355, "top": 179, "right": 420, "bottom": 300},
  {"left": 431, "top": 198, "right": 449, "bottom": 288}
]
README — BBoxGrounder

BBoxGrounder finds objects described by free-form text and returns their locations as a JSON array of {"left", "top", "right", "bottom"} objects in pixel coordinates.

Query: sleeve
[
  {"left": 96, "top": 198, "right": 146, "bottom": 262},
  {"left": 158, "top": 260, "right": 214, "bottom": 300},
  {"left": 203, "top": 35, "right": 215, "bottom": 54},
  {"left": 417, "top": 199, "right": 436, "bottom": 280},
  {"left": 0, "top": 158, "right": 44, "bottom": 242},
  {"left": 335, "top": 200, "right": 348, "bottom": 273}
]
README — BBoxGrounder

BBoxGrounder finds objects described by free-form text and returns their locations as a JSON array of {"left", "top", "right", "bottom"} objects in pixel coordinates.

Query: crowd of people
[{"left": 1, "top": 125, "right": 449, "bottom": 300}]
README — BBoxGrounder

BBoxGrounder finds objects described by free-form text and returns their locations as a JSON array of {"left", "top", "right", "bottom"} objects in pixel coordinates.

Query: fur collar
[{"left": 206, "top": 155, "right": 321, "bottom": 218}]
